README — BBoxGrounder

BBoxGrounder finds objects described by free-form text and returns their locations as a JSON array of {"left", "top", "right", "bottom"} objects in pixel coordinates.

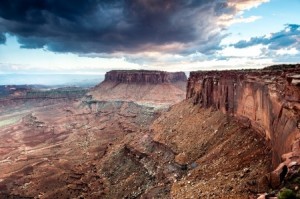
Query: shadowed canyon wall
[{"left": 186, "top": 66, "right": 300, "bottom": 168}]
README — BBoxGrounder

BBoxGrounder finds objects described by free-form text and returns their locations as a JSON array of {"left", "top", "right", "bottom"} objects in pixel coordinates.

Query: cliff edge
[{"left": 186, "top": 65, "right": 300, "bottom": 188}]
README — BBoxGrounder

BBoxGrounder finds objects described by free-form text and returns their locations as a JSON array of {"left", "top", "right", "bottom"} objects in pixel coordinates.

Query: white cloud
[
  {"left": 218, "top": 15, "right": 262, "bottom": 26},
  {"left": 218, "top": 45, "right": 264, "bottom": 58},
  {"left": 276, "top": 48, "right": 299, "bottom": 55},
  {"left": 160, "top": 57, "right": 274, "bottom": 72},
  {"left": 232, "top": 15, "right": 262, "bottom": 24},
  {"left": 228, "top": 0, "right": 270, "bottom": 11}
]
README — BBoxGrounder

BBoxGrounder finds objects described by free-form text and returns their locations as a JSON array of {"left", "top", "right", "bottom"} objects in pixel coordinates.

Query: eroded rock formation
[
  {"left": 88, "top": 70, "right": 187, "bottom": 107},
  {"left": 104, "top": 70, "right": 187, "bottom": 84},
  {"left": 186, "top": 65, "right": 300, "bottom": 188}
]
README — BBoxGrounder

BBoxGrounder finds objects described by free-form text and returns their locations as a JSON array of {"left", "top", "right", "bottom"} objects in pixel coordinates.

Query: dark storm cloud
[
  {"left": 0, "top": 0, "right": 254, "bottom": 54},
  {"left": 233, "top": 24, "right": 300, "bottom": 50},
  {"left": 0, "top": 33, "right": 6, "bottom": 44}
]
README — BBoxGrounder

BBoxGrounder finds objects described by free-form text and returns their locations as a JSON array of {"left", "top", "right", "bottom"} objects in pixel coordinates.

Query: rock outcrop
[
  {"left": 104, "top": 70, "right": 187, "bottom": 84},
  {"left": 88, "top": 70, "right": 187, "bottom": 107},
  {"left": 186, "top": 65, "right": 300, "bottom": 187}
]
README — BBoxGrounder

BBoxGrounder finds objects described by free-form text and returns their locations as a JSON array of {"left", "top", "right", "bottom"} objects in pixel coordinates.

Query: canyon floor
[
  {"left": 0, "top": 98, "right": 160, "bottom": 198},
  {"left": 0, "top": 97, "right": 272, "bottom": 199}
]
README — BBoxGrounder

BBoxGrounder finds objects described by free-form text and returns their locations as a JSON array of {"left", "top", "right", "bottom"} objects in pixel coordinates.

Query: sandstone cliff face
[
  {"left": 186, "top": 67, "right": 300, "bottom": 170},
  {"left": 104, "top": 70, "right": 187, "bottom": 84},
  {"left": 88, "top": 70, "right": 187, "bottom": 107}
]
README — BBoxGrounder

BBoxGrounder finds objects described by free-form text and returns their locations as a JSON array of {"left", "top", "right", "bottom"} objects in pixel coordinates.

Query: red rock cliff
[
  {"left": 186, "top": 66, "right": 300, "bottom": 170},
  {"left": 104, "top": 70, "right": 187, "bottom": 84},
  {"left": 89, "top": 70, "right": 187, "bottom": 107}
]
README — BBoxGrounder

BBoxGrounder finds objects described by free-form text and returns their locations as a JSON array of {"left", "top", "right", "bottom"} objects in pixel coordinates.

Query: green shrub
[
  {"left": 292, "top": 177, "right": 300, "bottom": 184},
  {"left": 278, "top": 188, "right": 296, "bottom": 199}
]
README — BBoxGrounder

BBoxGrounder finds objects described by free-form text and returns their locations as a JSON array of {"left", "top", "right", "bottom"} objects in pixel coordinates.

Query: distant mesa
[
  {"left": 104, "top": 70, "right": 187, "bottom": 84},
  {"left": 87, "top": 70, "right": 187, "bottom": 106}
]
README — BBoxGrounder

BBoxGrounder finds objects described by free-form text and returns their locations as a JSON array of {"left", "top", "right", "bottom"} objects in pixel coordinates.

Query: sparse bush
[
  {"left": 278, "top": 188, "right": 296, "bottom": 199},
  {"left": 292, "top": 177, "right": 300, "bottom": 184}
]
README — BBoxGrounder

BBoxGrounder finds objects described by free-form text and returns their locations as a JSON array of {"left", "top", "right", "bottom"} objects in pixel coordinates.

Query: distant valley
[{"left": 0, "top": 74, "right": 104, "bottom": 88}]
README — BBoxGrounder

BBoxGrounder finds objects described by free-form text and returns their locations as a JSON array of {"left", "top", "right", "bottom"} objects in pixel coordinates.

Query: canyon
[{"left": 0, "top": 67, "right": 299, "bottom": 198}]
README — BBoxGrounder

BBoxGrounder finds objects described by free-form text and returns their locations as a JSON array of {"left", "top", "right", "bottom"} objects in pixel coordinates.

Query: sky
[{"left": 0, "top": 0, "right": 300, "bottom": 75}]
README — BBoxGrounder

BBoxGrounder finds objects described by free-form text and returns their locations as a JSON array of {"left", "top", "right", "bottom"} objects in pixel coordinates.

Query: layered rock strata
[
  {"left": 88, "top": 70, "right": 187, "bottom": 107},
  {"left": 186, "top": 66, "right": 300, "bottom": 187},
  {"left": 104, "top": 70, "right": 187, "bottom": 84}
]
